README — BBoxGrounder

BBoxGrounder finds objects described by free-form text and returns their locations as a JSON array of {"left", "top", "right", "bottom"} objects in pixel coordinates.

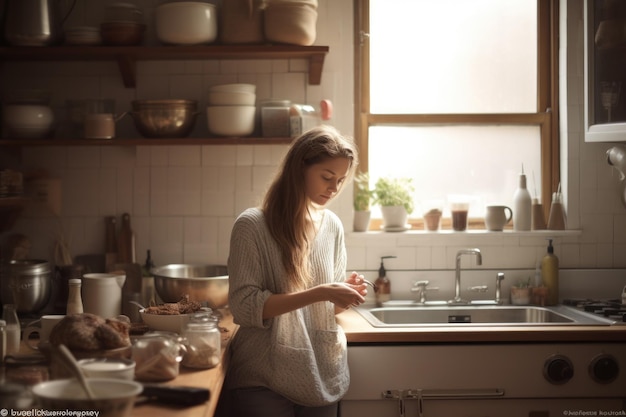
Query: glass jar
[
  {"left": 181, "top": 312, "right": 221, "bottom": 369},
  {"left": 132, "top": 332, "right": 186, "bottom": 382}
]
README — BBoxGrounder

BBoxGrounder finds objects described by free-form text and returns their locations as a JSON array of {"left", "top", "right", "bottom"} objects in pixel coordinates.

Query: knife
[{"left": 139, "top": 385, "right": 210, "bottom": 406}]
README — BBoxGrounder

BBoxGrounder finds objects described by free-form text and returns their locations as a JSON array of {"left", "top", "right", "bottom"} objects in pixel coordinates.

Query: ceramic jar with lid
[{"left": 181, "top": 312, "right": 221, "bottom": 369}]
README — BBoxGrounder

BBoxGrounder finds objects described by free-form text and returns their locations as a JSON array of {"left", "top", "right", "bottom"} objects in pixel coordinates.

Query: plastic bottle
[
  {"left": 541, "top": 239, "right": 559, "bottom": 306},
  {"left": 2, "top": 304, "right": 20, "bottom": 355},
  {"left": 66, "top": 278, "right": 84, "bottom": 314},
  {"left": 374, "top": 256, "right": 396, "bottom": 307},
  {"left": 513, "top": 166, "right": 532, "bottom": 231}
]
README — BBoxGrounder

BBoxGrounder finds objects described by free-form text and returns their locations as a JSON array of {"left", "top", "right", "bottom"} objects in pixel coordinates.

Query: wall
[{"left": 1, "top": 0, "right": 625, "bottom": 298}]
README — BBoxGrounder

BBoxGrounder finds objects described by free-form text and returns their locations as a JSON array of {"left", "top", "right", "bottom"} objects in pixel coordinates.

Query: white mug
[
  {"left": 82, "top": 273, "right": 126, "bottom": 318},
  {"left": 485, "top": 205, "right": 513, "bottom": 231},
  {"left": 22, "top": 314, "right": 65, "bottom": 350}
]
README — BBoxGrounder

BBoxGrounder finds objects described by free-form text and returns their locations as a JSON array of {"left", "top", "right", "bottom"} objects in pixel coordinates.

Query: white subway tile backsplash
[{"left": 2, "top": 0, "right": 625, "bottom": 280}]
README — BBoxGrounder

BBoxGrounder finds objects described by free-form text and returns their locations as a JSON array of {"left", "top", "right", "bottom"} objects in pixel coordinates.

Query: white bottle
[
  {"left": 513, "top": 170, "right": 532, "bottom": 231},
  {"left": 2, "top": 304, "right": 20, "bottom": 356}
]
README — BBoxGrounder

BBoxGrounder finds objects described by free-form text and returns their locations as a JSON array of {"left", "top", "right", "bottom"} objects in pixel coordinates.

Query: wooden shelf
[
  {"left": 0, "top": 136, "right": 295, "bottom": 146},
  {"left": 0, "top": 44, "right": 330, "bottom": 87}
]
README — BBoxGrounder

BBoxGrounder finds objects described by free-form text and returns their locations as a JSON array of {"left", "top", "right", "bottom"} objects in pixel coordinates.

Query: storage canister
[{"left": 181, "top": 312, "right": 221, "bottom": 369}]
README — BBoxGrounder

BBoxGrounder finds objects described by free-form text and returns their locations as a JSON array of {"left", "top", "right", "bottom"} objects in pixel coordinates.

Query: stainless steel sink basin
[{"left": 354, "top": 304, "right": 617, "bottom": 327}]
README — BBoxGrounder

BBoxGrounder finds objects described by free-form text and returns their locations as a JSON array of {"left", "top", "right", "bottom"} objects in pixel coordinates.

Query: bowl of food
[
  {"left": 151, "top": 264, "right": 228, "bottom": 308},
  {"left": 32, "top": 378, "right": 142, "bottom": 417}
]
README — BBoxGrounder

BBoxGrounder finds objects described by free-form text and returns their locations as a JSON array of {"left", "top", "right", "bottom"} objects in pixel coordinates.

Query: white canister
[{"left": 81, "top": 273, "right": 126, "bottom": 318}]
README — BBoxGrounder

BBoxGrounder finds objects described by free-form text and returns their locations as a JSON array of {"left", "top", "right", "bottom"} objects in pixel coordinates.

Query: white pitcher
[{"left": 81, "top": 273, "right": 126, "bottom": 318}]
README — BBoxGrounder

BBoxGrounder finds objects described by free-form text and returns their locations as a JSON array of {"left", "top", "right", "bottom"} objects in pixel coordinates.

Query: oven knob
[
  {"left": 543, "top": 355, "right": 574, "bottom": 384},
  {"left": 589, "top": 354, "right": 619, "bottom": 383}
]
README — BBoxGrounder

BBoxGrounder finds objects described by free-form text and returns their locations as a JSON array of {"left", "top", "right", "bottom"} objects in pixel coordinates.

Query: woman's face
[{"left": 304, "top": 157, "right": 351, "bottom": 207}]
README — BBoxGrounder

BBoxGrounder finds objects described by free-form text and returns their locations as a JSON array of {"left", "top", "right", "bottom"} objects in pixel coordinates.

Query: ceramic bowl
[
  {"left": 2, "top": 104, "right": 54, "bottom": 138},
  {"left": 77, "top": 358, "right": 136, "bottom": 380},
  {"left": 208, "top": 83, "right": 256, "bottom": 94},
  {"left": 100, "top": 22, "right": 145, "bottom": 45},
  {"left": 208, "top": 90, "right": 256, "bottom": 106},
  {"left": 32, "top": 378, "right": 142, "bottom": 417},
  {"left": 139, "top": 309, "right": 191, "bottom": 334},
  {"left": 206, "top": 105, "right": 255, "bottom": 137},
  {"left": 155, "top": 1, "right": 218, "bottom": 45}
]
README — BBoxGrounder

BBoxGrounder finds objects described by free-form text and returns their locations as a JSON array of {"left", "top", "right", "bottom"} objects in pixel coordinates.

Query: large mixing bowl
[
  {"left": 130, "top": 100, "right": 198, "bottom": 138},
  {"left": 151, "top": 264, "right": 228, "bottom": 308},
  {"left": 1, "top": 259, "right": 51, "bottom": 314}
]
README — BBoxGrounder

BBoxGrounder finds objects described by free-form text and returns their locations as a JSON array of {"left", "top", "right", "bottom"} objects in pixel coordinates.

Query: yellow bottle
[{"left": 541, "top": 239, "right": 559, "bottom": 305}]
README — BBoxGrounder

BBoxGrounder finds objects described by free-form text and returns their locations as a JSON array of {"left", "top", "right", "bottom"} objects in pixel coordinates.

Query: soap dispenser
[
  {"left": 541, "top": 239, "right": 559, "bottom": 306},
  {"left": 374, "top": 256, "right": 396, "bottom": 307}
]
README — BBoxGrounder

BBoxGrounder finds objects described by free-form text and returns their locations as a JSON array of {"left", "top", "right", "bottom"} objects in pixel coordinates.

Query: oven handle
[
  {"left": 383, "top": 388, "right": 505, "bottom": 401},
  {"left": 408, "top": 388, "right": 505, "bottom": 399}
]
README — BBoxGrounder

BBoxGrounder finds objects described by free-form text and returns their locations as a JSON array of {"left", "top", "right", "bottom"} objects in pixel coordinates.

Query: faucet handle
[
  {"left": 469, "top": 285, "right": 489, "bottom": 293},
  {"left": 412, "top": 280, "right": 430, "bottom": 289}
]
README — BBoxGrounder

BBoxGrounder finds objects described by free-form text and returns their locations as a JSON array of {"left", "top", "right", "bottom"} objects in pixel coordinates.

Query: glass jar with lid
[{"left": 181, "top": 312, "right": 221, "bottom": 369}]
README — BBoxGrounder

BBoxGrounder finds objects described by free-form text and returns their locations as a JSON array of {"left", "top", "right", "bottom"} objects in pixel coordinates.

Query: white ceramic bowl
[
  {"left": 77, "top": 358, "right": 136, "bottom": 380},
  {"left": 264, "top": 3, "right": 317, "bottom": 46},
  {"left": 207, "top": 105, "right": 256, "bottom": 137},
  {"left": 32, "top": 378, "right": 142, "bottom": 417},
  {"left": 155, "top": 1, "right": 218, "bottom": 45},
  {"left": 140, "top": 309, "right": 191, "bottom": 334},
  {"left": 208, "top": 90, "right": 256, "bottom": 106},
  {"left": 208, "top": 83, "right": 256, "bottom": 94},
  {"left": 2, "top": 104, "right": 54, "bottom": 138}
]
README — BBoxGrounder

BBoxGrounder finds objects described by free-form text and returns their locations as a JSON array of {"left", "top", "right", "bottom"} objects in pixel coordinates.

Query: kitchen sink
[{"left": 354, "top": 304, "right": 617, "bottom": 327}]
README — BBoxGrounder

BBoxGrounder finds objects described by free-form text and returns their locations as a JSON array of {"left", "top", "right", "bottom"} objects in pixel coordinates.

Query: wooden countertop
[
  {"left": 336, "top": 308, "right": 626, "bottom": 344},
  {"left": 132, "top": 309, "right": 238, "bottom": 417}
]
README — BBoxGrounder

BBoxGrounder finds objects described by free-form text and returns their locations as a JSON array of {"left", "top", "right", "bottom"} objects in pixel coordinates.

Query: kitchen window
[{"left": 355, "top": 0, "right": 559, "bottom": 230}]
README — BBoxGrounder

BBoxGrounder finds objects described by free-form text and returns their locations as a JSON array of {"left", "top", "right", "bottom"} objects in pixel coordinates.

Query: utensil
[{"left": 53, "top": 344, "right": 96, "bottom": 399}]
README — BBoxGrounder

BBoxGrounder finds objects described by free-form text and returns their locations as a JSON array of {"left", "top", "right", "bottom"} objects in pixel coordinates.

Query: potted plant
[
  {"left": 353, "top": 172, "right": 373, "bottom": 232},
  {"left": 510, "top": 277, "right": 532, "bottom": 305},
  {"left": 373, "top": 176, "right": 415, "bottom": 230}
]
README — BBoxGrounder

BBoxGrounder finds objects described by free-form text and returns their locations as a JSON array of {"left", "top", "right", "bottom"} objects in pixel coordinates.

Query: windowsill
[{"left": 349, "top": 229, "right": 582, "bottom": 237}]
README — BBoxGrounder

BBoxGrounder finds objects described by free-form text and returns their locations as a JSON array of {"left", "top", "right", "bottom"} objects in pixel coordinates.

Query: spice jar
[
  {"left": 132, "top": 332, "right": 186, "bottom": 382},
  {"left": 181, "top": 312, "right": 221, "bottom": 369}
]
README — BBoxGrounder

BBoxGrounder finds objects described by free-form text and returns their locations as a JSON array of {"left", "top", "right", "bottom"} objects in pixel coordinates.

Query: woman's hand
[{"left": 324, "top": 282, "right": 366, "bottom": 310}]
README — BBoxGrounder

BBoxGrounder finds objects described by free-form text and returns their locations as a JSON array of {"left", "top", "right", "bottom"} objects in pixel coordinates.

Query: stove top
[{"left": 563, "top": 298, "right": 626, "bottom": 323}]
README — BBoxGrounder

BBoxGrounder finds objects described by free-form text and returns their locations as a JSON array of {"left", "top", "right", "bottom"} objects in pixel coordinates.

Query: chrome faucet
[
  {"left": 495, "top": 272, "right": 505, "bottom": 304},
  {"left": 449, "top": 248, "right": 482, "bottom": 305},
  {"left": 411, "top": 280, "right": 439, "bottom": 304}
]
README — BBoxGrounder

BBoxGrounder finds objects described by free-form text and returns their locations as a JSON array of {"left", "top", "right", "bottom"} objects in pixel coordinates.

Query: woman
[{"left": 224, "top": 125, "right": 368, "bottom": 417}]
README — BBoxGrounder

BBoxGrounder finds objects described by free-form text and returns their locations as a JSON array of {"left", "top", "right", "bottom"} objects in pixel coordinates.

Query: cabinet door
[{"left": 584, "top": 0, "right": 626, "bottom": 142}]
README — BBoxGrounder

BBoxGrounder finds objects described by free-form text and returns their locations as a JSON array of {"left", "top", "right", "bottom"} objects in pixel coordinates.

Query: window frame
[{"left": 354, "top": 0, "right": 560, "bottom": 230}]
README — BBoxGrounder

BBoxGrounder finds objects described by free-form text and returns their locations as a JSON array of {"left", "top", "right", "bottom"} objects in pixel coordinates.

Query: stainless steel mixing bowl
[
  {"left": 151, "top": 264, "right": 228, "bottom": 308},
  {"left": 1, "top": 259, "right": 51, "bottom": 314},
  {"left": 129, "top": 99, "right": 198, "bottom": 138}
]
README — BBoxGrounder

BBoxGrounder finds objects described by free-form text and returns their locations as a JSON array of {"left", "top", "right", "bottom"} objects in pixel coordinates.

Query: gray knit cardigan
[{"left": 225, "top": 207, "right": 350, "bottom": 406}]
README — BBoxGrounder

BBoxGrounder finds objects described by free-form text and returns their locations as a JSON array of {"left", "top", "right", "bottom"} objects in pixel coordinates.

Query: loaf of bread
[{"left": 49, "top": 313, "right": 131, "bottom": 351}]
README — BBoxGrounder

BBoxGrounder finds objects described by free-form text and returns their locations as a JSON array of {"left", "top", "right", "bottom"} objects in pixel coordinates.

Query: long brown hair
[{"left": 263, "top": 125, "right": 358, "bottom": 290}]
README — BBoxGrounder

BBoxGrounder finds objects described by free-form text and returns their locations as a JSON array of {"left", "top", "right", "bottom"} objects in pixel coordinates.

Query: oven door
[{"left": 341, "top": 397, "right": 625, "bottom": 417}]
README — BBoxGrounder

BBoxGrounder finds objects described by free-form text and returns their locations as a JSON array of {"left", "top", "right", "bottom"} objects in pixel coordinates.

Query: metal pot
[
  {"left": 129, "top": 100, "right": 198, "bottom": 138},
  {"left": 1, "top": 260, "right": 52, "bottom": 314},
  {"left": 4, "top": 0, "right": 63, "bottom": 46}
]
